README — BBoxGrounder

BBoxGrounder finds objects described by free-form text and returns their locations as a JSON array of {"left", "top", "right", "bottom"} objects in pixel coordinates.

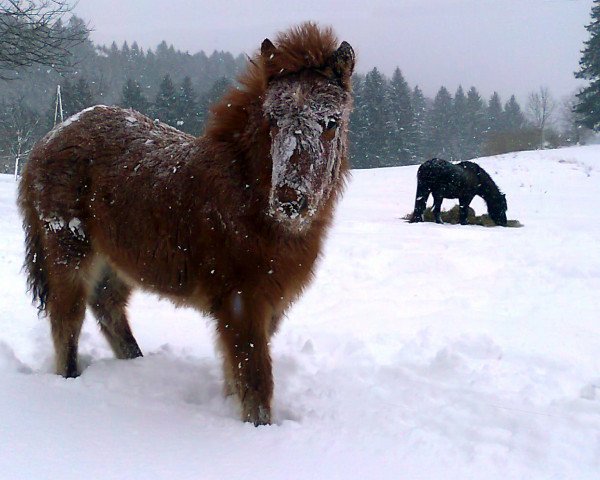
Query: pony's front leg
[
  {"left": 432, "top": 194, "right": 444, "bottom": 224},
  {"left": 410, "top": 185, "right": 429, "bottom": 223},
  {"left": 216, "top": 292, "right": 273, "bottom": 426},
  {"left": 459, "top": 196, "right": 474, "bottom": 225}
]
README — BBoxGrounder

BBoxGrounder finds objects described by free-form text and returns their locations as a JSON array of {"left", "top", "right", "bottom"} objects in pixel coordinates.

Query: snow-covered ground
[{"left": 1, "top": 146, "right": 599, "bottom": 479}]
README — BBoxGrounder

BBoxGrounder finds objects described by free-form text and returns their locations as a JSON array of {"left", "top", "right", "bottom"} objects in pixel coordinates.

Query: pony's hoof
[
  {"left": 242, "top": 405, "right": 271, "bottom": 426},
  {"left": 241, "top": 391, "right": 272, "bottom": 426},
  {"left": 57, "top": 357, "right": 80, "bottom": 378},
  {"left": 59, "top": 366, "right": 80, "bottom": 379}
]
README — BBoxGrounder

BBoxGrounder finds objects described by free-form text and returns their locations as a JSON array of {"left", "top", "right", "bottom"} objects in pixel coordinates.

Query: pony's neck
[
  {"left": 199, "top": 89, "right": 275, "bottom": 217},
  {"left": 478, "top": 176, "right": 503, "bottom": 211}
]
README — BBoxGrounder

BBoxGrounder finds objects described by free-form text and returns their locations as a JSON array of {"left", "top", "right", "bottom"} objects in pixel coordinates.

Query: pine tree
[
  {"left": 360, "top": 67, "right": 389, "bottom": 167},
  {"left": 486, "top": 92, "right": 504, "bottom": 134},
  {"left": 153, "top": 74, "right": 178, "bottom": 125},
  {"left": 452, "top": 86, "right": 468, "bottom": 159},
  {"left": 198, "top": 76, "right": 232, "bottom": 130},
  {"left": 426, "top": 86, "right": 454, "bottom": 159},
  {"left": 175, "top": 76, "right": 200, "bottom": 134},
  {"left": 575, "top": 1, "right": 600, "bottom": 130},
  {"left": 464, "top": 86, "right": 486, "bottom": 159},
  {"left": 0, "top": 28, "right": 245, "bottom": 127},
  {"left": 71, "top": 77, "right": 95, "bottom": 112},
  {"left": 121, "top": 41, "right": 131, "bottom": 62},
  {"left": 131, "top": 42, "right": 143, "bottom": 60},
  {"left": 386, "top": 68, "right": 416, "bottom": 165},
  {"left": 503, "top": 95, "right": 526, "bottom": 132},
  {"left": 483, "top": 94, "right": 538, "bottom": 155},
  {"left": 348, "top": 74, "right": 369, "bottom": 168},
  {"left": 109, "top": 41, "right": 119, "bottom": 57},
  {"left": 120, "top": 78, "right": 150, "bottom": 114},
  {"left": 411, "top": 85, "right": 428, "bottom": 162}
]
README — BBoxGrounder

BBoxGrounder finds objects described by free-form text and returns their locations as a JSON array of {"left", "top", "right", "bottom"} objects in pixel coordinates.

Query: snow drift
[{"left": 0, "top": 146, "right": 599, "bottom": 479}]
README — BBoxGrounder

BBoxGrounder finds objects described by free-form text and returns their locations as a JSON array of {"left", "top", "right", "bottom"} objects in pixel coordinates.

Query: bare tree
[
  {"left": 0, "top": 0, "right": 88, "bottom": 79},
  {"left": 0, "top": 96, "right": 39, "bottom": 176},
  {"left": 557, "top": 92, "right": 595, "bottom": 145},
  {"left": 526, "top": 86, "right": 556, "bottom": 149}
]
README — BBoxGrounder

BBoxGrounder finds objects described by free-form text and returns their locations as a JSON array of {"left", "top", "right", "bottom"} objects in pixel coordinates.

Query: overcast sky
[{"left": 74, "top": 0, "right": 593, "bottom": 103}]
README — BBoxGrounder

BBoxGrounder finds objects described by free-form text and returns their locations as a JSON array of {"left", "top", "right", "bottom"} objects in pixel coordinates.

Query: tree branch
[{"left": 0, "top": 0, "right": 89, "bottom": 77}]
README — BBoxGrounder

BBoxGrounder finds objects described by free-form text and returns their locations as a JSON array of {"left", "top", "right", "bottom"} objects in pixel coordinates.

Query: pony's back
[
  {"left": 417, "top": 158, "right": 455, "bottom": 182},
  {"left": 416, "top": 158, "right": 473, "bottom": 197}
]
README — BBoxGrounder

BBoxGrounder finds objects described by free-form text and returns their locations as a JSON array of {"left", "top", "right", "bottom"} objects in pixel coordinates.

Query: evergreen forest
[{"left": 0, "top": 17, "right": 585, "bottom": 173}]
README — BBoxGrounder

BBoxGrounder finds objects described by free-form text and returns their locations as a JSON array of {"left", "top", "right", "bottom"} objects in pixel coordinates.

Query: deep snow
[{"left": 0, "top": 146, "right": 599, "bottom": 479}]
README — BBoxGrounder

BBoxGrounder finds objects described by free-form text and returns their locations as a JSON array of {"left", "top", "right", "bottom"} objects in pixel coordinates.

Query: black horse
[{"left": 410, "top": 158, "right": 508, "bottom": 226}]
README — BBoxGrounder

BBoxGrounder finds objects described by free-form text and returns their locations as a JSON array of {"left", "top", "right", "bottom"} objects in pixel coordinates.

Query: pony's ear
[
  {"left": 327, "top": 41, "right": 355, "bottom": 87},
  {"left": 261, "top": 39, "right": 277, "bottom": 58}
]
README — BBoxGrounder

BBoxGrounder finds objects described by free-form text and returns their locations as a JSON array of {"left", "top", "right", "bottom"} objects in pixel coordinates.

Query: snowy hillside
[{"left": 0, "top": 146, "right": 599, "bottom": 479}]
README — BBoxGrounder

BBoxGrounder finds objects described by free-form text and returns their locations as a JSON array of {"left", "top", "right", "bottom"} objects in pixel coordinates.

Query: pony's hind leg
[
  {"left": 41, "top": 232, "right": 91, "bottom": 377},
  {"left": 215, "top": 291, "right": 273, "bottom": 426},
  {"left": 47, "top": 271, "right": 87, "bottom": 377},
  {"left": 87, "top": 265, "right": 142, "bottom": 360}
]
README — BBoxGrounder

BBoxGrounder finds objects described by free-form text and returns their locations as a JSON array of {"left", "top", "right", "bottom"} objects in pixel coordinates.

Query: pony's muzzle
[
  {"left": 270, "top": 184, "right": 312, "bottom": 231},
  {"left": 276, "top": 187, "right": 308, "bottom": 218}
]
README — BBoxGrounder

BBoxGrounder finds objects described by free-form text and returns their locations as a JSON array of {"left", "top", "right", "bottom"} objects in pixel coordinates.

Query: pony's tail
[{"left": 18, "top": 180, "right": 49, "bottom": 315}]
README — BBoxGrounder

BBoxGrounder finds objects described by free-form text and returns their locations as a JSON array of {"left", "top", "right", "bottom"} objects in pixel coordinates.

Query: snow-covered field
[{"left": 1, "top": 146, "right": 599, "bottom": 479}]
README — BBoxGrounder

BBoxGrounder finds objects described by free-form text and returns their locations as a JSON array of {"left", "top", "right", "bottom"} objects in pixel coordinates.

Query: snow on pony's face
[{"left": 264, "top": 73, "right": 351, "bottom": 233}]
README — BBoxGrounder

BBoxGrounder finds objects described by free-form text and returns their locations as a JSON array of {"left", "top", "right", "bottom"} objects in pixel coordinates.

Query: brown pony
[{"left": 18, "top": 23, "right": 355, "bottom": 426}]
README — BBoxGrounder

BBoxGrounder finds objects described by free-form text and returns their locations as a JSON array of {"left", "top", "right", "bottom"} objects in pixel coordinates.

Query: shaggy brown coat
[{"left": 18, "top": 23, "right": 354, "bottom": 425}]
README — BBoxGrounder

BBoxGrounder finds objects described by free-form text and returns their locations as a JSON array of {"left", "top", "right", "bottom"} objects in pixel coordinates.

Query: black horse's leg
[
  {"left": 458, "top": 196, "right": 474, "bottom": 225},
  {"left": 432, "top": 194, "right": 444, "bottom": 224},
  {"left": 411, "top": 183, "right": 430, "bottom": 223}
]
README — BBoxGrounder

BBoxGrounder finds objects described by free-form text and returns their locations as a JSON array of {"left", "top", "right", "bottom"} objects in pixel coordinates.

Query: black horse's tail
[{"left": 18, "top": 178, "right": 50, "bottom": 315}]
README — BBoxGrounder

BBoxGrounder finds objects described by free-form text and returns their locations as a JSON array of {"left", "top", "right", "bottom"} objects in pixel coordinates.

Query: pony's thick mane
[
  {"left": 205, "top": 22, "right": 341, "bottom": 145},
  {"left": 469, "top": 162, "right": 503, "bottom": 197},
  {"left": 264, "top": 23, "right": 339, "bottom": 79}
]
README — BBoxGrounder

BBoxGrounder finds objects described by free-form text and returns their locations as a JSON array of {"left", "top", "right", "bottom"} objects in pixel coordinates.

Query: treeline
[
  {"left": 0, "top": 17, "right": 245, "bottom": 109},
  {"left": 0, "top": 17, "right": 245, "bottom": 173},
  {"left": 0, "top": 18, "right": 583, "bottom": 173},
  {"left": 349, "top": 67, "right": 577, "bottom": 169}
]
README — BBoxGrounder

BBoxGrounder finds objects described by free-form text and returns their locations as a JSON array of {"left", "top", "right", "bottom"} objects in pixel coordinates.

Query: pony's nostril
[
  {"left": 297, "top": 195, "right": 308, "bottom": 213},
  {"left": 277, "top": 195, "right": 308, "bottom": 219},
  {"left": 280, "top": 202, "right": 297, "bottom": 217}
]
